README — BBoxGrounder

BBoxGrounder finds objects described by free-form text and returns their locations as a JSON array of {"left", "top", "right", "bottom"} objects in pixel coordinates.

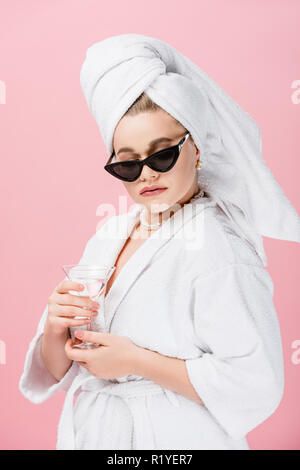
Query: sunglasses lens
[
  {"left": 150, "top": 149, "right": 177, "bottom": 171},
  {"left": 111, "top": 161, "right": 140, "bottom": 181}
]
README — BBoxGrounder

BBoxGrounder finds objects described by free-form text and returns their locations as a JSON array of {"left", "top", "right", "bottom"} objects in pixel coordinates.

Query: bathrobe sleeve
[
  {"left": 19, "top": 232, "right": 100, "bottom": 404},
  {"left": 18, "top": 302, "right": 79, "bottom": 404},
  {"left": 185, "top": 263, "right": 284, "bottom": 440}
]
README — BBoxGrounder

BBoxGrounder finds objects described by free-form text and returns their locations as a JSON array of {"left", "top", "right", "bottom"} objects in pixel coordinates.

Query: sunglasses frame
[{"left": 104, "top": 132, "right": 190, "bottom": 182}]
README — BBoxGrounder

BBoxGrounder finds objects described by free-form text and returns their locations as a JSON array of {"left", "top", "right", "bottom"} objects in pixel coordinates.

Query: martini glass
[{"left": 61, "top": 264, "right": 115, "bottom": 349}]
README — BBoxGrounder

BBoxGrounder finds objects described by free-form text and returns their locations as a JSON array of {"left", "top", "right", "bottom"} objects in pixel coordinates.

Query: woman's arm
[
  {"left": 41, "top": 320, "right": 73, "bottom": 382},
  {"left": 66, "top": 329, "right": 204, "bottom": 404},
  {"left": 131, "top": 346, "right": 204, "bottom": 405}
]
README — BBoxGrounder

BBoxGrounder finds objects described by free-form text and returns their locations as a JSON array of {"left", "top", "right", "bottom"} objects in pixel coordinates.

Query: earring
[{"left": 195, "top": 160, "right": 202, "bottom": 169}]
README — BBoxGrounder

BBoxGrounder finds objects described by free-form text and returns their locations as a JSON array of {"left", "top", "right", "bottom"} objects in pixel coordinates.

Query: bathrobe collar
[{"left": 95, "top": 196, "right": 216, "bottom": 332}]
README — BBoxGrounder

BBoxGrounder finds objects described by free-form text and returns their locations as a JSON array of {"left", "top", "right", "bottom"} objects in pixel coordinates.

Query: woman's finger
[
  {"left": 54, "top": 317, "right": 91, "bottom": 328},
  {"left": 56, "top": 280, "right": 84, "bottom": 294},
  {"left": 56, "top": 304, "right": 98, "bottom": 318}
]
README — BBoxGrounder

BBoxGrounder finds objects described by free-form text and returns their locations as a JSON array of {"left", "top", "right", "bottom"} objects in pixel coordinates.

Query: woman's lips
[{"left": 141, "top": 188, "right": 167, "bottom": 197}]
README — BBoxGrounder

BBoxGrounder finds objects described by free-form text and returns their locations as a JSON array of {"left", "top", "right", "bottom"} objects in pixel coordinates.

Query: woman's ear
[
  {"left": 194, "top": 144, "right": 200, "bottom": 156},
  {"left": 189, "top": 135, "right": 200, "bottom": 156}
]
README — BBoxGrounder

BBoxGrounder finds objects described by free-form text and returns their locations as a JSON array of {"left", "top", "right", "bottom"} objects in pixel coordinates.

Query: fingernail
[{"left": 75, "top": 330, "right": 84, "bottom": 339}]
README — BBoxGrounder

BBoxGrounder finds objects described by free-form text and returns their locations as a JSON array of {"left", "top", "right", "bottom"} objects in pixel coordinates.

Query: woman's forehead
[{"left": 113, "top": 113, "right": 185, "bottom": 150}]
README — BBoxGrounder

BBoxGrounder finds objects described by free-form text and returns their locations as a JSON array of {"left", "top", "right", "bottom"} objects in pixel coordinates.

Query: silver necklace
[{"left": 139, "top": 188, "right": 205, "bottom": 231}]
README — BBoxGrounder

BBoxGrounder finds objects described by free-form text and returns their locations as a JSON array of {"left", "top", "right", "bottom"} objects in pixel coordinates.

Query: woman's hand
[
  {"left": 45, "top": 280, "right": 100, "bottom": 335},
  {"left": 64, "top": 330, "right": 140, "bottom": 380}
]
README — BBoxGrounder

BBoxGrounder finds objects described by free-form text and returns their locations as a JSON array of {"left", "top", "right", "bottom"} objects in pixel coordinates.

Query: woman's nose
[{"left": 139, "top": 162, "right": 158, "bottom": 180}]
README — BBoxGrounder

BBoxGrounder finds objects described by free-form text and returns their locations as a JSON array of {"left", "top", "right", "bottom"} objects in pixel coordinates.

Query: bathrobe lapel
[{"left": 96, "top": 199, "right": 212, "bottom": 332}]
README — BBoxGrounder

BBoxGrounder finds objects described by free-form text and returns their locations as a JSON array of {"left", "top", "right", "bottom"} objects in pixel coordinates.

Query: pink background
[{"left": 0, "top": 0, "right": 299, "bottom": 450}]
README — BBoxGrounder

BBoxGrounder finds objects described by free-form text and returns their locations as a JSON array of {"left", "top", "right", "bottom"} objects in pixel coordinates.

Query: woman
[{"left": 19, "top": 34, "right": 299, "bottom": 450}]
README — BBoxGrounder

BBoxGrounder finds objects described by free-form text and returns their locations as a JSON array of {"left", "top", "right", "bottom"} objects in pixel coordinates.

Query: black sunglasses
[{"left": 104, "top": 133, "right": 190, "bottom": 182}]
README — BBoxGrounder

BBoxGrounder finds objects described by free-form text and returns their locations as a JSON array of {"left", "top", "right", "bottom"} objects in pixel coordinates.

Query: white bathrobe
[{"left": 19, "top": 194, "right": 284, "bottom": 450}]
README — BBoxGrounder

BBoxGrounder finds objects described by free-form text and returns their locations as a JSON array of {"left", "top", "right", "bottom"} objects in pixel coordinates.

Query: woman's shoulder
[{"left": 187, "top": 198, "right": 264, "bottom": 275}]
